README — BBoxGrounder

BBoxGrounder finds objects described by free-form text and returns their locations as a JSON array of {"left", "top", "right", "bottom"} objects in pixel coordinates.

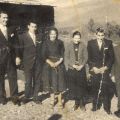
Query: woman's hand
[
  {"left": 50, "top": 62, "right": 56, "bottom": 68},
  {"left": 75, "top": 65, "right": 83, "bottom": 71},
  {"left": 46, "top": 59, "right": 55, "bottom": 68},
  {"left": 73, "top": 64, "right": 83, "bottom": 71},
  {"left": 16, "top": 57, "right": 21, "bottom": 66},
  {"left": 54, "top": 58, "right": 63, "bottom": 67},
  {"left": 54, "top": 61, "right": 60, "bottom": 67},
  {"left": 72, "top": 64, "right": 77, "bottom": 69}
]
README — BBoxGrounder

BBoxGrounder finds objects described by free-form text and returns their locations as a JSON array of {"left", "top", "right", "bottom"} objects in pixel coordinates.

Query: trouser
[
  {"left": 0, "top": 60, "right": 18, "bottom": 98},
  {"left": 115, "top": 77, "right": 120, "bottom": 109},
  {"left": 92, "top": 89, "right": 111, "bottom": 111},
  {"left": 24, "top": 61, "right": 42, "bottom": 99},
  {"left": 7, "top": 60, "right": 18, "bottom": 97},
  {"left": 91, "top": 73, "right": 113, "bottom": 111},
  {"left": 24, "top": 68, "right": 35, "bottom": 98},
  {"left": 33, "top": 61, "right": 42, "bottom": 99},
  {"left": 0, "top": 64, "right": 6, "bottom": 98},
  {"left": 75, "top": 98, "right": 85, "bottom": 108}
]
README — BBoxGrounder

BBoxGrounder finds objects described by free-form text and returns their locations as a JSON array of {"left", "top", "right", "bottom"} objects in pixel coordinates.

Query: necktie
[
  {"left": 33, "top": 34, "right": 36, "bottom": 46},
  {"left": 3, "top": 26, "right": 8, "bottom": 40},
  {"left": 98, "top": 40, "right": 102, "bottom": 50}
]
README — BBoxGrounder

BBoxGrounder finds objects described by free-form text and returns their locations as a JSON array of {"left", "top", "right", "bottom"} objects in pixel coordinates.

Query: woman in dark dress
[
  {"left": 41, "top": 27, "right": 66, "bottom": 108},
  {"left": 65, "top": 31, "right": 88, "bottom": 111}
]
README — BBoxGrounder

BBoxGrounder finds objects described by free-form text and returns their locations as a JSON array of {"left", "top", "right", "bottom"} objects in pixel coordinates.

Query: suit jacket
[
  {"left": 64, "top": 41, "right": 88, "bottom": 70},
  {"left": 0, "top": 26, "right": 19, "bottom": 65},
  {"left": 111, "top": 44, "right": 120, "bottom": 81},
  {"left": 19, "top": 32, "right": 42, "bottom": 71},
  {"left": 87, "top": 39, "right": 114, "bottom": 72}
]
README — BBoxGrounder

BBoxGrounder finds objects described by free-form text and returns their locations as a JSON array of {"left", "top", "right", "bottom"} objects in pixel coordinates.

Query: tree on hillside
[
  {"left": 114, "top": 25, "right": 120, "bottom": 37},
  {"left": 106, "top": 22, "right": 114, "bottom": 38},
  {"left": 88, "top": 18, "right": 95, "bottom": 33}
]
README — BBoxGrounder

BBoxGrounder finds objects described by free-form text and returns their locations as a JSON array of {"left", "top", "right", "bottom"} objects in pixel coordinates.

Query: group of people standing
[{"left": 0, "top": 10, "right": 120, "bottom": 118}]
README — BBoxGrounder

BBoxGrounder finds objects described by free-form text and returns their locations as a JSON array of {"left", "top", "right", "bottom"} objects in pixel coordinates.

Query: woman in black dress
[
  {"left": 65, "top": 31, "right": 88, "bottom": 111},
  {"left": 41, "top": 27, "right": 66, "bottom": 108}
]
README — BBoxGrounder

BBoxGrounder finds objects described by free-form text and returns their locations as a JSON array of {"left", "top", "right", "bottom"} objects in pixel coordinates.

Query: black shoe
[
  {"left": 91, "top": 104, "right": 100, "bottom": 112},
  {"left": 73, "top": 104, "right": 79, "bottom": 111},
  {"left": 11, "top": 96, "right": 21, "bottom": 106},
  {"left": 33, "top": 98, "right": 42, "bottom": 104},
  {"left": 34, "top": 100, "right": 42, "bottom": 104},
  {"left": 79, "top": 100, "right": 86, "bottom": 111},
  {"left": 91, "top": 107, "right": 100, "bottom": 111},
  {"left": 0, "top": 97, "right": 7, "bottom": 105},
  {"left": 21, "top": 97, "right": 30, "bottom": 104},
  {"left": 91, "top": 107, "right": 97, "bottom": 112},
  {"left": 80, "top": 106, "right": 86, "bottom": 111},
  {"left": 105, "top": 110, "right": 112, "bottom": 115},
  {"left": 114, "top": 109, "right": 120, "bottom": 118},
  {"left": 33, "top": 96, "right": 42, "bottom": 104},
  {"left": 114, "top": 109, "right": 120, "bottom": 114}
]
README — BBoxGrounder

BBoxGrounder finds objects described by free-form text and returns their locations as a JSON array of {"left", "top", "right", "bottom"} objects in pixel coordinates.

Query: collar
[
  {"left": 28, "top": 31, "right": 36, "bottom": 36},
  {"left": 73, "top": 43, "right": 79, "bottom": 47},
  {"left": 97, "top": 39, "right": 103, "bottom": 43},
  {"left": 0, "top": 24, "right": 7, "bottom": 30}
]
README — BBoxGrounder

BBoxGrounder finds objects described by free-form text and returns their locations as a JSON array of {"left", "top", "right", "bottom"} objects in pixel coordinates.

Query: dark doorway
[{"left": 0, "top": 3, "right": 54, "bottom": 33}]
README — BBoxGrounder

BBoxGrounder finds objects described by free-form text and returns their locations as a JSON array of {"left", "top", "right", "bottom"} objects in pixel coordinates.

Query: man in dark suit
[
  {"left": 87, "top": 27, "right": 114, "bottom": 114},
  {"left": 0, "top": 11, "right": 20, "bottom": 105},
  {"left": 19, "top": 20, "right": 42, "bottom": 104},
  {"left": 112, "top": 42, "right": 120, "bottom": 118}
]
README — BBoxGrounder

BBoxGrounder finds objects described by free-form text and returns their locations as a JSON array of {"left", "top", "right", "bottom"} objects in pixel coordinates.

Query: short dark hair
[
  {"left": 72, "top": 31, "right": 81, "bottom": 38},
  {"left": 28, "top": 19, "right": 37, "bottom": 25},
  {"left": 96, "top": 27, "right": 105, "bottom": 34}
]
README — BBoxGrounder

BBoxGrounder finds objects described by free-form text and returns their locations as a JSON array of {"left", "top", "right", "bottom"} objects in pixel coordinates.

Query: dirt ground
[{"left": 0, "top": 70, "right": 119, "bottom": 120}]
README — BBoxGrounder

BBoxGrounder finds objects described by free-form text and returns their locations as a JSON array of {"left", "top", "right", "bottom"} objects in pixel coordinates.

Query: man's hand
[
  {"left": 16, "top": 57, "right": 21, "bottom": 66},
  {"left": 92, "top": 67, "right": 101, "bottom": 74},
  {"left": 100, "top": 66, "right": 108, "bottom": 74},
  {"left": 111, "top": 75, "right": 115, "bottom": 83},
  {"left": 87, "top": 73, "right": 91, "bottom": 80}
]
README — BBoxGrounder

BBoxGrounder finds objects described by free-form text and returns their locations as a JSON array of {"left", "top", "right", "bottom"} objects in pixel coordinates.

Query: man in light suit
[
  {"left": 87, "top": 27, "right": 114, "bottom": 114},
  {"left": 19, "top": 20, "right": 42, "bottom": 104},
  {"left": 0, "top": 11, "right": 20, "bottom": 105}
]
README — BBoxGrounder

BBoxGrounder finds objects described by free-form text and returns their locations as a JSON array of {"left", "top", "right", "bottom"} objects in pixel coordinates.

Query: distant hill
[{"left": 55, "top": 0, "right": 120, "bottom": 28}]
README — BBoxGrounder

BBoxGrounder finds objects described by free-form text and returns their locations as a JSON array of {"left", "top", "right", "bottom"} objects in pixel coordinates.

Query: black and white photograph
[{"left": 0, "top": 0, "right": 120, "bottom": 120}]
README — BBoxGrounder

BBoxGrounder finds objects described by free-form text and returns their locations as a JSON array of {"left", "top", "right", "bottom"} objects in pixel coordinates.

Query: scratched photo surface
[{"left": 0, "top": 0, "right": 120, "bottom": 120}]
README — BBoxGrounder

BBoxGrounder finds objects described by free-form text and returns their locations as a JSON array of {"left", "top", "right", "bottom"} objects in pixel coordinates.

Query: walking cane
[{"left": 96, "top": 42, "right": 106, "bottom": 110}]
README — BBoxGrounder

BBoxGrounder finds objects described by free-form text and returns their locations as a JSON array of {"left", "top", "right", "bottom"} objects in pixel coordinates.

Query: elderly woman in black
[
  {"left": 41, "top": 27, "right": 66, "bottom": 108},
  {"left": 65, "top": 31, "right": 88, "bottom": 111}
]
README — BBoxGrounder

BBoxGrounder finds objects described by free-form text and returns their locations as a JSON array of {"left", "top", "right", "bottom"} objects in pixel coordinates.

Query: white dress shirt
[
  {"left": 28, "top": 31, "right": 36, "bottom": 46},
  {"left": 0, "top": 24, "right": 8, "bottom": 40},
  {"left": 97, "top": 39, "right": 103, "bottom": 50}
]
